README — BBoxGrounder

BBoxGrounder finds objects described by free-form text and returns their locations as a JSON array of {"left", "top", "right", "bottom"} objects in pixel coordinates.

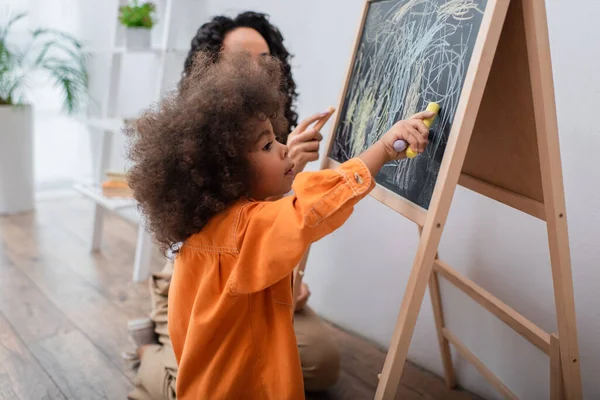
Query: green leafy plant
[
  {"left": 0, "top": 12, "right": 88, "bottom": 114},
  {"left": 119, "top": 1, "right": 157, "bottom": 29}
]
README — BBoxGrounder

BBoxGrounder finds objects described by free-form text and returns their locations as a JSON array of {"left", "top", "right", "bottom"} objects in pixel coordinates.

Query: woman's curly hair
[
  {"left": 181, "top": 11, "right": 298, "bottom": 142},
  {"left": 126, "top": 52, "right": 287, "bottom": 252}
]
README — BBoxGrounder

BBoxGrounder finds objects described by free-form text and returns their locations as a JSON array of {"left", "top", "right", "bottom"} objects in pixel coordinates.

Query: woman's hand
[
  {"left": 287, "top": 111, "right": 330, "bottom": 174},
  {"left": 294, "top": 283, "right": 311, "bottom": 312}
]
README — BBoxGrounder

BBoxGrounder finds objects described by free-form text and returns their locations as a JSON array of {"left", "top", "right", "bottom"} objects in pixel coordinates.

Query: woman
[{"left": 125, "top": 11, "right": 340, "bottom": 400}]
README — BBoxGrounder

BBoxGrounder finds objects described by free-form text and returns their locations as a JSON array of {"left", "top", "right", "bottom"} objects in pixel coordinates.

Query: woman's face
[{"left": 222, "top": 27, "right": 270, "bottom": 58}]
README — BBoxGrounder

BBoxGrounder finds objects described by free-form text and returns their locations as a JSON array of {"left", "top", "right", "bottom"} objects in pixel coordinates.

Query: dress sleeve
[{"left": 228, "top": 158, "right": 375, "bottom": 295}]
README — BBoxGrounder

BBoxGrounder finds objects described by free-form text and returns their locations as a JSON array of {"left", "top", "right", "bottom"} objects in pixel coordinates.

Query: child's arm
[
  {"left": 358, "top": 110, "right": 433, "bottom": 176},
  {"left": 227, "top": 112, "right": 433, "bottom": 295}
]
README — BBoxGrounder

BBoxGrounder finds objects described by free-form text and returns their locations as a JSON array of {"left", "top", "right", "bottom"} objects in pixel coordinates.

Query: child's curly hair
[{"left": 126, "top": 51, "right": 287, "bottom": 252}]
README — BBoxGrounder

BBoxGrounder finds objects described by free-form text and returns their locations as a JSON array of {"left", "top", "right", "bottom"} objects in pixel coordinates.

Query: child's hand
[{"left": 379, "top": 111, "right": 435, "bottom": 161}]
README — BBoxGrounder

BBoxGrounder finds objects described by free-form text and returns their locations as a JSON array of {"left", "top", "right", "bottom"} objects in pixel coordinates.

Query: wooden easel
[{"left": 296, "top": 0, "right": 582, "bottom": 398}]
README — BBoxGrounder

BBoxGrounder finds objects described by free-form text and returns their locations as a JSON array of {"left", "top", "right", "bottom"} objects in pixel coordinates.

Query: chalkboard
[{"left": 329, "top": 0, "right": 487, "bottom": 209}]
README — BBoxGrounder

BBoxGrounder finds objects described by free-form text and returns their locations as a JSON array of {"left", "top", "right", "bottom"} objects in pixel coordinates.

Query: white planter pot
[
  {"left": 0, "top": 105, "right": 34, "bottom": 215},
  {"left": 125, "top": 27, "right": 152, "bottom": 49}
]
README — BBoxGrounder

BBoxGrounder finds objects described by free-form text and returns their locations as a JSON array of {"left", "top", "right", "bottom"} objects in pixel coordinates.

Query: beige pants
[{"left": 128, "top": 261, "right": 340, "bottom": 400}]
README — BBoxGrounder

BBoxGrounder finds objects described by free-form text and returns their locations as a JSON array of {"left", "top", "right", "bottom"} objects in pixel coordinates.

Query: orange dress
[{"left": 168, "top": 158, "right": 375, "bottom": 399}]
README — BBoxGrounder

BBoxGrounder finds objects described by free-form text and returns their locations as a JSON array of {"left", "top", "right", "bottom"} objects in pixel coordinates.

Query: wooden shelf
[
  {"left": 83, "top": 47, "right": 188, "bottom": 55},
  {"left": 76, "top": 117, "right": 131, "bottom": 132},
  {"left": 74, "top": 183, "right": 136, "bottom": 212}
]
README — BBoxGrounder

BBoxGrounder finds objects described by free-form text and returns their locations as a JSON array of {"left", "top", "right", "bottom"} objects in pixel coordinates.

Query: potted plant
[
  {"left": 0, "top": 12, "right": 88, "bottom": 215},
  {"left": 118, "top": 1, "right": 157, "bottom": 50}
]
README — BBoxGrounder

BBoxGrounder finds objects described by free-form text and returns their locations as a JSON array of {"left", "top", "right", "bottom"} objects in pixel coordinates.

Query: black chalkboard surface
[{"left": 329, "top": 0, "right": 487, "bottom": 209}]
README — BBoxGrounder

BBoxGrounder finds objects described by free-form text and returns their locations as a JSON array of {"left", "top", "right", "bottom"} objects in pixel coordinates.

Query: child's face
[{"left": 247, "top": 118, "right": 295, "bottom": 200}]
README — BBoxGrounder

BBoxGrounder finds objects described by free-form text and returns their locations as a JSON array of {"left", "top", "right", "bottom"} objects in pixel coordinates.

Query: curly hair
[
  {"left": 127, "top": 52, "right": 287, "bottom": 252},
  {"left": 181, "top": 11, "right": 298, "bottom": 142}
]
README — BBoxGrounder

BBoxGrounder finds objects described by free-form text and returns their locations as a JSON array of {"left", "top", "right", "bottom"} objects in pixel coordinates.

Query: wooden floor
[{"left": 0, "top": 195, "right": 483, "bottom": 400}]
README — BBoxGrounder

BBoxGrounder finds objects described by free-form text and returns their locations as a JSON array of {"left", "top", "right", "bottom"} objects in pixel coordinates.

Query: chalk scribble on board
[{"left": 329, "top": 0, "right": 486, "bottom": 209}]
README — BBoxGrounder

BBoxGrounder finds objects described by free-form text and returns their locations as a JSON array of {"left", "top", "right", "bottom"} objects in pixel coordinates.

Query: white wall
[{"left": 201, "top": 0, "right": 600, "bottom": 399}]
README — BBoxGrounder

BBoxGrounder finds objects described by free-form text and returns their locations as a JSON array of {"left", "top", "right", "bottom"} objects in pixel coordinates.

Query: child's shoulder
[{"left": 183, "top": 199, "right": 260, "bottom": 252}]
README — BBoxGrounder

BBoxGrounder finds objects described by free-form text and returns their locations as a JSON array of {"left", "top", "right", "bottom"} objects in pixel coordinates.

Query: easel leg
[
  {"left": 419, "top": 227, "right": 456, "bottom": 388},
  {"left": 375, "top": 223, "right": 441, "bottom": 399},
  {"left": 550, "top": 333, "right": 565, "bottom": 400},
  {"left": 429, "top": 270, "right": 456, "bottom": 388},
  {"left": 521, "top": 0, "right": 582, "bottom": 397}
]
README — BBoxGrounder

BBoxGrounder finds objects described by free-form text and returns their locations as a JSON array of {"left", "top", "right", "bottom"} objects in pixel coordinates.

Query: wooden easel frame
[{"left": 295, "top": 0, "right": 582, "bottom": 398}]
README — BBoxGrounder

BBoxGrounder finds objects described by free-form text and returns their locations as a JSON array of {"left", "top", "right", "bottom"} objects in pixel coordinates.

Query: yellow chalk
[
  {"left": 423, "top": 102, "right": 440, "bottom": 128},
  {"left": 406, "top": 102, "right": 440, "bottom": 158},
  {"left": 405, "top": 148, "right": 419, "bottom": 158}
]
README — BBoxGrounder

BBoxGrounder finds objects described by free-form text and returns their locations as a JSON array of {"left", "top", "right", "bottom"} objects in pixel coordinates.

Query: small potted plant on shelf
[
  {"left": 0, "top": 12, "right": 88, "bottom": 215},
  {"left": 119, "top": 0, "right": 157, "bottom": 50}
]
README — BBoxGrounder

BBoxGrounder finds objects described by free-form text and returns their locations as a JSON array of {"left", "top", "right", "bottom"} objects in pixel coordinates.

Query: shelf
[
  {"left": 83, "top": 47, "right": 188, "bottom": 55},
  {"left": 75, "top": 117, "right": 131, "bottom": 132},
  {"left": 74, "top": 183, "right": 137, "bottom": 212}
]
